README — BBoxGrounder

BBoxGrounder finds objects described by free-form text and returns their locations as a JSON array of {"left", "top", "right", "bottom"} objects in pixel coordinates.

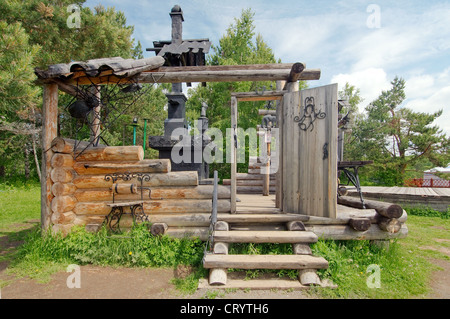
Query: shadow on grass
[{"left": 0, "top": 220, "right": 41, "bottom": 271}]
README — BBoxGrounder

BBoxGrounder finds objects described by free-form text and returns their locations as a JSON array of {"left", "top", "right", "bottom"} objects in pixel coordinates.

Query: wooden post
[
  {"left": 90, "top": 85, "right": 101, "bottom": 145},
  {"left": 41, "top": 84, "right": 59, "bottom": 230},
  {"left": 230, "top": 96, "right": 238, "bottom": 213},
  {"left": 262, "top": 131, "right": 271, "bottom": 196},
  {"left": 275, "top": 80, "right": 285, "bottom": 209}
]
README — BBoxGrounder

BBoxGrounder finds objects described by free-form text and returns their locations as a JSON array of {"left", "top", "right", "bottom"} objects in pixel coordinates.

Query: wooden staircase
[
  {"left": 201, "top": 211, "right": 332, "bottom": 290},
  {"left": 223, "top": 156, "right": 276, "bottom": 194}
]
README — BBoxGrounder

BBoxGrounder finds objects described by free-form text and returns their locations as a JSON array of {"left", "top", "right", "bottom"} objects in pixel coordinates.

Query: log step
[
  {"left": 212, "top": 230, "right": 318, "bottom": 243},
  {"left": 198, "top": 277, "right": 337, "bottom": 290},
  {"left": 203, "top": 254, "right": 328, "bottom": 270},
  {"left": 218, "top": 213, "right": 309, "bottom": 224}
]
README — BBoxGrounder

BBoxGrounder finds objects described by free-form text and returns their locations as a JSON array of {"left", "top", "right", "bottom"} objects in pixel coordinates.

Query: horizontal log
[
  {"left": 305, "top": 224, "right": 408, "bottom": 240},
  {"left": 51, "top": 195, "right": 77, "bottom": 214},
  {"left": 73, "top": 185, "right": 230, "bottom": 202},
  {"left": 74, "top": 189, "right": 147, "bottom": 202},
  {"left": 144, "top": 199, "right": 230, "bottom": 214},
  {"left": 52, "top": 182, "right": 76, "bottom": 196},
  {"left": 72, "top": 171, "right": 198, "bottom": 189},
  {"left": 73, "top": 159, "right": 171, "bottom": 175},
  {"left": 338, "top": 196, "right": 403, "bottom": 219},
  {"left": 212, "top": 230, "right": 318, "bottom": 244},
  {"left": 51, "top": 153, "right": 74, "bottom": 168},
  {"left": 203, "top": 254, "right": 329, "bottom": 270},
  {"left": 150, "top": 185, "right": 231, "bottom": 199},
  {"left": 50, "top": 167, "right": 75, "bottom": 183},
  {"left": 74, "top": 145, "right": 144, "bottom": 162},
  {"left": 51, "top": 137, "right": 104, "bottom": 154},
  {"left": 137, "top": 67, "right": 321, "bottom": 84},
  {"left": 73, "top": 199, "right": 231, "bottom": 215},
  {"left": 165, "top": 227, "right": 209, "bottom": 240},
  {"left": 147, "top": 213, "right": 210, "bottom": 227}
]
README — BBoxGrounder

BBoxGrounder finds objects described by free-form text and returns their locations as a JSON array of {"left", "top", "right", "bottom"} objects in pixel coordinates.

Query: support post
[
  {"left": 230, "top": 96, "right": 238, "bottom": 213},
  {"left": 41, "top": 84, "right": 59, "bottom": 230}
]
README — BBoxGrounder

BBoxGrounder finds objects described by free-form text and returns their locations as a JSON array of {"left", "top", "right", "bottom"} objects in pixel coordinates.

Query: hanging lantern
[{"left": 68, "top": 100, "right": 91, "bottom": 119}]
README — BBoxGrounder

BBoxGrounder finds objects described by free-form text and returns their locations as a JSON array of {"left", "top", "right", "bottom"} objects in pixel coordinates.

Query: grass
[{"left": 0, "top": 183, "right": 449, "bottom": 297}]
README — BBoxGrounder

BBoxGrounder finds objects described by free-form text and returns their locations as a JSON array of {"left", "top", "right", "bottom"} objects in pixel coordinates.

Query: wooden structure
[{"left": 36, "top": 34, "right": 408, "bottom": 289}]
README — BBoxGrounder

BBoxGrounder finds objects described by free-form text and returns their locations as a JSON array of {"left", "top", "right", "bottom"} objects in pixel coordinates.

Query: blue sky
[{"left": 84, "top": 0, "right": 450, "bottom": 136}]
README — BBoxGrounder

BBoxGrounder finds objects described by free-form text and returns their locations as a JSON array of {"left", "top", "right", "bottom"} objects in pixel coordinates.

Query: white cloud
[{"left": 331, "top": 68, "right": 391, "bottom": 110}]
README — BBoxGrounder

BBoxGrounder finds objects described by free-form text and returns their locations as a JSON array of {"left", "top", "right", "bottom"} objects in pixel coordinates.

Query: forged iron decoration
[{"left": 294, "top": 96, "right": 326, "bottom": 132}]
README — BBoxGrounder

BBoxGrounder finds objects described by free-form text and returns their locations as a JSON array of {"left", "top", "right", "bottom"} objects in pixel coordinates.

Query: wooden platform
[{"left": 347, "top": 186, "right": 450, "bottom": 212}]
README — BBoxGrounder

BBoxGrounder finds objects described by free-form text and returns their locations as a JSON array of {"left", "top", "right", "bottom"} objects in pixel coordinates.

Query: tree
[
  {"left": 348, "top": 76, "right": 449, "bottom": 185},
  {"left": 186, "top": 9, "right": 285, "bottom": 178},
  {"left": 0, "top": 0, "right": 148, "bottom": 179},
  {"left": 0, "top": 21, "right": 41, "bottom": 178}
]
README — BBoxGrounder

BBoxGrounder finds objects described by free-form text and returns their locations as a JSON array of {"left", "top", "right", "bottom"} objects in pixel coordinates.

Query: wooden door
[{"left": 281, "top": 84, "right": 338, "bottom": 218}]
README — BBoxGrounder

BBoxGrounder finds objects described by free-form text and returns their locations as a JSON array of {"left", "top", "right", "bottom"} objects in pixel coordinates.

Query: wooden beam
[
  {"left": 231, "top": 90, "right": 287, "bottom": 102},
  {"left": 41, "top": 84, "right": 59, "bottom": 230},
  {"left": 138, "top": 68, "right": 321, "bottom": 84},
  {"left": 288, "top": 62, "right": 306, "bottom": 82}
]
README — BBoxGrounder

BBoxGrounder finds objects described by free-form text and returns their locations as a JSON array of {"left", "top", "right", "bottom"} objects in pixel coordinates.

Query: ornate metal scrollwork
[{"left": 294, "top": 97, "right": 326, "bottom": 132}]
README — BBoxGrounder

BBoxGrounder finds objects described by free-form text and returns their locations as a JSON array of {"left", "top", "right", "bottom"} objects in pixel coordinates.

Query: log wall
[{"left": 48, "top": 137, "right": 231, "bottom": 235}]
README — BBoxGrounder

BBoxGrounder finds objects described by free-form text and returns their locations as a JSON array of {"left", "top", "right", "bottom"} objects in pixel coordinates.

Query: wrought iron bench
[
  {"left": 103, "top": 172, "right": 152, "bottom": 233},
  {"left": 338, "top": 161, "right": 373, "bottom": 208}
]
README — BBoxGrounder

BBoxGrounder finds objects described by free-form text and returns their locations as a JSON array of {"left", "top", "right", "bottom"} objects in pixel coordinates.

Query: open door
[{"left": 281, "top": 84, "right": 338, "bottom": 218}]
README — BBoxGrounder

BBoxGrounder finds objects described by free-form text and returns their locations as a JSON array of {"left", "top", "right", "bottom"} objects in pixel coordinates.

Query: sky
[{"left": 84, "top": 0, "right": 450, "bottom": 136}]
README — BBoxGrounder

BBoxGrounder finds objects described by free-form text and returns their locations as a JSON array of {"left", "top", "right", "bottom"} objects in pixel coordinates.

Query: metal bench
[
  {"left": 103, "top": 172, "right": 152, "bottom": 233},
  {"left": 338, "top": 161, "right": 373, "bottom": 208}
]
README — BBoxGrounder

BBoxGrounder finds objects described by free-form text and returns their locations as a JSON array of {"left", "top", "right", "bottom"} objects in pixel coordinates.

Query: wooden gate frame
[{"left": 229, "top": 82, "right": 299, "bottom": 213}]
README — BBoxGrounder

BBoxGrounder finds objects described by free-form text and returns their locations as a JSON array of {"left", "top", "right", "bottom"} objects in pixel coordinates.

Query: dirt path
[{"left": 0, "top": 265, "right": 314, "bottom": 299}]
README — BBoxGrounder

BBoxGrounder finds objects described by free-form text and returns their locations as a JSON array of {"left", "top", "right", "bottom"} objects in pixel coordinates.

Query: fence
[{"left": 404, "top": 178, "right": 450, "bottom": 188}]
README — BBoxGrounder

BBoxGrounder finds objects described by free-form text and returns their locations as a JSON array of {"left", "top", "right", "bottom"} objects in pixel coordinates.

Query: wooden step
[
  {"left": 218, "top": 213, "right": 309, "bottom": 224},
  {"left": 203, "top": 254, "right": 328, "bottom": 270},
  {"left": 213, "top": 230, "right": 318, "bottom": 243}
]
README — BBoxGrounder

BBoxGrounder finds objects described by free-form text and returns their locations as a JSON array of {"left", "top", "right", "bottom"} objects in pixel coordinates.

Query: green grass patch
[{"left": 7, "top": 224, "right": 205, "bottom": 283}]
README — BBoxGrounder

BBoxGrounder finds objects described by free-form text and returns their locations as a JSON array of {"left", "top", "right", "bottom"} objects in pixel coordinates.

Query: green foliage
[
  {"left": 345, "top": 77, "right": 449, "bottom": 186},
  {"left": 404, "top": 206, "right": 449, "bottom": 219}
]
